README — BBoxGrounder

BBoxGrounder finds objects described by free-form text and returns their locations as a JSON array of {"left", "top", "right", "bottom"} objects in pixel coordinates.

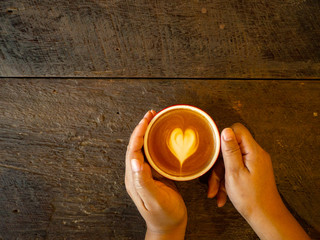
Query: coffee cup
[{"left": 144, "top": 105, "right": 220, "bottom": 181}]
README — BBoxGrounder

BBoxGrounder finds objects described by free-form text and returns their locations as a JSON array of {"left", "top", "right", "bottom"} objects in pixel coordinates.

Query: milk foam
[{"left": 168, "top": 128, "right": 199, "bottom": 167}]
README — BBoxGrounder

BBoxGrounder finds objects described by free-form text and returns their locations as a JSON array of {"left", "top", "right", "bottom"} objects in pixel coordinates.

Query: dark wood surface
[
  {"left": 0, "top": 79, "right": 319, "bottom": 239},
  {"left": 0, "top": 0, "right": 320, "bottom": 78},
  {"left": 1, "top": 0, "right": 320, "bottom": 239}
]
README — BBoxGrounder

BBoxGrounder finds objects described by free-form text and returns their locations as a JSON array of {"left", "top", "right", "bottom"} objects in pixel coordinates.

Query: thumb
[
  {"left": 221, "top": 128, "right": 245, "bottom": 174},
  {"left": 131, "top": 159, "right": 159, "bottom": 210}
]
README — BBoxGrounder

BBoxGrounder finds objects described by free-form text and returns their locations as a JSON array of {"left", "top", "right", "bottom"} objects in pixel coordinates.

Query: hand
[
  {"left": 125, "top": 110, "right": 187, "bottom": 240},
  {"left": 221, "top": 123, "right": 280, "bottom": 218},
  {"left": 207, "top": 157, "right": 227, "bottom": 207},
  {"left": 217, "top": 123, "right": 310, "bottom": 240}
]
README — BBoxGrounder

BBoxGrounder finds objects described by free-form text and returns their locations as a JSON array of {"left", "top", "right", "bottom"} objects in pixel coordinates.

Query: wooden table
[{"left": 0, "top": 1, "right": 319, "bottom": 239}]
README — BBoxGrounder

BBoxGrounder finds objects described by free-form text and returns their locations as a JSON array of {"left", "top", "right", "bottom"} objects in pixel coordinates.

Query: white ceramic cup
[{"left": 144, "top": 105, "right": 220, "bottom": 181}]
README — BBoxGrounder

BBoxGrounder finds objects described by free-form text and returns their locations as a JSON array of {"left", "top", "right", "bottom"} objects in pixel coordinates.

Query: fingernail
[
  {"left": 143, "top": 110, "right": 150, "bottom": 118},
  {"left": 131, "top": 159, "right": 142, "bottom": 172},
  {"left": 223, "top": 128, "right": 234, "bottom": 141}
]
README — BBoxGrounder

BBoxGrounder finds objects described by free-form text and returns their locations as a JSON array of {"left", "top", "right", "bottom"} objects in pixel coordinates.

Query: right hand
[
  {"left": 216, "top": 123, "right": 310, "bottom": 240},
  {"left": 219, "top": 123, "right": 281, "bottom": 219}
]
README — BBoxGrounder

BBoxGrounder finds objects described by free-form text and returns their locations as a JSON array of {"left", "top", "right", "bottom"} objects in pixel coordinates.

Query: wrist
[
  {"left": 246, "top": 192, "right": 284, "bottom": 224},
  {"left": 246, "top": 197, "right": 286, "bottom": 239},
  {"left": 145, "top": 218, "right": 187, "bottom": 240},
  {"left": 245, "top": 195, "right": 310, "bottom": 240}
]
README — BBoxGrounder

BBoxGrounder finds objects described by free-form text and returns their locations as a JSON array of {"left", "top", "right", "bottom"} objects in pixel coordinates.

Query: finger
[
  {"left": 208, "top": 171, "right": 220, "bottom": 198},
  {"left": 231, "top": 123, "right": 257, "bottom": 156},
  {"left": 207, "top": 157, "right": 225, "bottom": 197},
  {"left": 131, "top": 158, "right": 159, "bottom": 211},
  {"left": 125, "top": 110, "right": 155, "bottom": 204},
  {"left": 126, "top": 110, "right": 154, "bottom": 174},
  {"left": 231, "top": 123, "right": 259, "bottom": 171},
  {"left": 216, "top": 180, "right": 227, "bottom": 207},
  {"left": 151, "top": 109, "right": 157, "bottom": 116},
  {"left": 221, "top": 128, "right": 246, "bottom": 174},
  {"left": 127, "top": 110, "right": 154, "bottom": 157},
  {"left": 213, "top": 157, "right": 225, "bottom": 180}
]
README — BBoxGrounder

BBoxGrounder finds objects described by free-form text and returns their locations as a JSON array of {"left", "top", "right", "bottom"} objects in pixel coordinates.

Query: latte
[{"left": 144, "top": 105, "right": 220, "bottom": 181}]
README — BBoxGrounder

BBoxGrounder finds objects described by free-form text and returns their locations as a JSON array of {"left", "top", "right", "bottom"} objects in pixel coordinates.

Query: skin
[
  {"left": 214, "top": 124, "right": 310, "bottom": 240},
  {"left": 125, "top": 110, "right": 310, "bottom": 240},
  {"left": 125, "top": 110, "right": 187, "bottom": 239}
]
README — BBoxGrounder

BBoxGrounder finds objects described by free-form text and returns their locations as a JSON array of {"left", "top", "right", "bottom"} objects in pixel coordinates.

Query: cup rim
[{"left": 144, "top": 104, "right": 221, "bottom": 181}]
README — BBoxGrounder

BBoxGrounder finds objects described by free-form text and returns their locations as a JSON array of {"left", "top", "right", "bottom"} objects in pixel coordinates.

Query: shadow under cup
[{"left": 144, "top": 105, "right": 220, "bottom": 181}]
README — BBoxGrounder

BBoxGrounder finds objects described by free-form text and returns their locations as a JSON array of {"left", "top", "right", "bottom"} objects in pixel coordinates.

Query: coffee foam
[{"left": 167, "top": 128, "right": 199, "bottom": 167}]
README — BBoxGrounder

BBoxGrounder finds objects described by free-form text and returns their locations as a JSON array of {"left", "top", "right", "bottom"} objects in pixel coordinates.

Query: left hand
[{"left": 125, "top": 110, "right": 187, "bottom": 239}]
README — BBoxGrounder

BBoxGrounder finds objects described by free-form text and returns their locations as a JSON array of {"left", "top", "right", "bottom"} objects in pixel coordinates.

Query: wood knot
[
  {"left": 6, "top": 8, "right": 17, "bottom": 14},
  {"left": 12, "top": 209, "right": 20, "bottom": 213},
  {"left": 201, "top": 8, "right": 207, "bottom": 14}
]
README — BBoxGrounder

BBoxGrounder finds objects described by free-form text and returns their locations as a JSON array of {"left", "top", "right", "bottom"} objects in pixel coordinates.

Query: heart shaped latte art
[{"left": 168, "top": 128, "right": 199, "bottom": 166}]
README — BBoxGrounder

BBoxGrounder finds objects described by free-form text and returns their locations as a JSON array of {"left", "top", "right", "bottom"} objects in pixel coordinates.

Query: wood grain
[
  {"left": 0, "top": 78, "right": 319, "bottom": 239},
  {"left": 0, "top": 0, "right": 319, "bottom": 78}
]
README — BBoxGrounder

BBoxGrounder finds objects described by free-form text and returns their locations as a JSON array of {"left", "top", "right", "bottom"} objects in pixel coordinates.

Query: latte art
[
  {"left": 168, "top": 128, "right": 199, "bottom": 166},
  {"left": 144, "top": 106, "right": 219, "bottom": 180}
]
